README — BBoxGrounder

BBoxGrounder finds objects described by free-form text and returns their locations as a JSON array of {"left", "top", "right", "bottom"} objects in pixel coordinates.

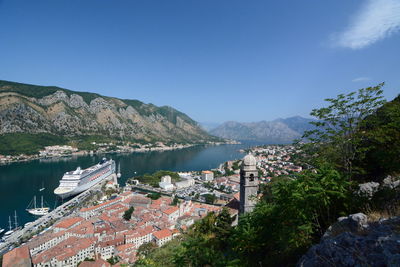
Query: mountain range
[
  {"left": 208, "top": 116, "right": 315, "bottom": 144},
  {"left": 0, "top": 80, "right": 220, "bottom": 145}
]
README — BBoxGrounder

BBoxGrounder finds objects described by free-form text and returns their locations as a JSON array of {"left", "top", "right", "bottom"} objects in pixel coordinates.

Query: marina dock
[{"left": 0, "top": 174, "right": 117, "bottom": 256}]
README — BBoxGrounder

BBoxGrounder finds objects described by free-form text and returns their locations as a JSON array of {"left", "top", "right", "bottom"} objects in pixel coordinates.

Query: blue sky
[{"left": 0, "top": 0, "right": 399, "bottom": 123}]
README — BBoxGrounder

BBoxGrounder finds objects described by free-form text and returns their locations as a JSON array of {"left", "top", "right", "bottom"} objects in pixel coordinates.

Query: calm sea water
[{"left": 0, "top": 144, "right": 248, "bottom": 230}]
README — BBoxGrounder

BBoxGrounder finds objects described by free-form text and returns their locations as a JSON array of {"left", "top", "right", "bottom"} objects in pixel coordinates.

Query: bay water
[{"left": 0, "top": 144, "right": 247, "bottom": 231}]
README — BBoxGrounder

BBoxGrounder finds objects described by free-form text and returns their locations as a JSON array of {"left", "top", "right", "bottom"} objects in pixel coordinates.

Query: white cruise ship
[{"left": 54, "top": 158, "right": 115, "bottom": 199}]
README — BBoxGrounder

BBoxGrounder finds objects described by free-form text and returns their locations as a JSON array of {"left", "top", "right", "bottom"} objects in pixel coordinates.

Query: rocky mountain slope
[
  {"left": 209, "top": 116, "right": 314, "bottom": 144},
  {"left": 0, "top": 80, "right": 219, "bottom": 144}
]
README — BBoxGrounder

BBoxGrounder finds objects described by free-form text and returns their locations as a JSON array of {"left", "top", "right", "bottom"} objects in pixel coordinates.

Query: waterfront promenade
[{"left": 0, "top": 174, "right": 116, "bottom": 256}]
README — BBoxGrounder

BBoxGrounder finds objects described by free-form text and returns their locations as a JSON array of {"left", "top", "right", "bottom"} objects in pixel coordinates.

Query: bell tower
[{"left": 239, "top": 153, "right": 259, "bottom": 214}]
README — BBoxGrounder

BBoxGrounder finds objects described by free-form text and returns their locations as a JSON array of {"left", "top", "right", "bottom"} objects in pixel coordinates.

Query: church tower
[{"left": 239, "top": 153, "right": 259, "bottom": 214}]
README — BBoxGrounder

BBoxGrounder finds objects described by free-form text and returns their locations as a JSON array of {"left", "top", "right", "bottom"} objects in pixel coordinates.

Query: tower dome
[{"left": 243, "top": 153, "right": 256, "bottom": 166}]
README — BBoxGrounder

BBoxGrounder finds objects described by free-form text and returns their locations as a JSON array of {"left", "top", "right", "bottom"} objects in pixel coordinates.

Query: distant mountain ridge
[
  {"left": 0, "top": 80, "right": 220, "bottom": 144},
  {"left": 209, "top": 116, "right": 315, "bottom": 144}
]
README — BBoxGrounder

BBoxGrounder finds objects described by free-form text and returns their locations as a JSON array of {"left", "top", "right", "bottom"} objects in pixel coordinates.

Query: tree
[
  {"left": 123, "top": 206, "right": 134, "bottom": 221},
  {"left": 173, "top": 210, "right": 236, "bottom": 267},
  {"left": 137, "top": 242, "right": 158, "bottom": 258},
  {"left": 354, "top": 94, "right": 400, "bottom": 181},
  {"left": 107, "top": 256, "right": 120, "bottom": 265},
  {"left": 148, "top": 192, "right": 161, "bottom": 200},
  {"left": 303, "top": 83, "right": 386, "bottom": 178},
  {"left": 203, "top": 194, "right": 216, "bottom": 204},
  {"left": 171, "top": 195, "right": 180, "bottom": 206}
]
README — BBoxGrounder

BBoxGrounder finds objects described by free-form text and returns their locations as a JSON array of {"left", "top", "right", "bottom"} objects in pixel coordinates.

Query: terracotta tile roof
[
  {"left": 32, "top": 237, "right": 95, "bottom": 264},
  {"left": 163, "top": 206, "right": 179, "bottom": 215},
  {"left": 79, "top": 259, "right": 111, "bottom": 267},
  {"left": 54, "top": 217, "right": 83, "bottom": 229},
  {"left": 97, "top": 237, "right": 124, "bottom": 248},
  {"left": 116, "top": 243, "right": 136, "bottom": 252},
  {"left": 68, "top": 221, "right": 95, "bottom": 235},
  {"left": 80, "top": 197, "right": 121, "bottom": 212},
  {"left": 2, "top": 246, "right": 31, "bottom": 267},
  {"left": 202, "top": 170, "right": 213, "bottom": 174},
  {"left": 125, "top": 225, "right": 154, "bottom": 239},
  {"left": 153, "top": 229, "right": 172, "bottom": 240}
]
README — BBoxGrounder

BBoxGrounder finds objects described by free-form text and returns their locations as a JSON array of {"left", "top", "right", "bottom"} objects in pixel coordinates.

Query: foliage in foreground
[
  {"left": 302, "top": 83, "right": 386, "bottom": 179},
  {"left": 354, "top": 94, "right": 400, "bottom": 181},
  {"left": 136, "top": 85, "right": 400, "bottom": 267},
  {"left": 135, "top": 165, "right": 353, "bottom": 267}
]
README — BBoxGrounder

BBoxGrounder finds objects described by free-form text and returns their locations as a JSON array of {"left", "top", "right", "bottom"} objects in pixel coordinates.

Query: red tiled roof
[
  {"left": 32, "top": 237, "right": 95, "bottom": 264},
  {"left": 163, "top": 206, "right": 179, "bottom": 215},
  {"left": 54, "top": 217, "right": 83, "bottom": 229},
  {"left": 79, "top": 258, "right": 111, "bottom": 267},
  {"left": 80, "top": 198, "right": 121, "bottom": 212},
  {"left": 153, "top": 229, "right": 172, "bottom": 240},
  {"left": 2, "top": 246, "right": 31, "bottom": 267},
  {"left": 116, "top": 243, "right": 135, "bottom": 252}
]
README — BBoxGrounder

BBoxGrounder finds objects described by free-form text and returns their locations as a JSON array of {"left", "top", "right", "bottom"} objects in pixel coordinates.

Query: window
[{"left": 249, "top": 174, "right": 254, "bottom": 181}]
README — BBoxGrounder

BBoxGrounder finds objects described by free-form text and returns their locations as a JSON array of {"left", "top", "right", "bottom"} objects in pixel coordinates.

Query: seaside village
[
  {"left": 1, "top": 145, "right": 303, "bottom": 266},
  {"left": 0, "top": 142, "right": 197, "bottom": 164}
]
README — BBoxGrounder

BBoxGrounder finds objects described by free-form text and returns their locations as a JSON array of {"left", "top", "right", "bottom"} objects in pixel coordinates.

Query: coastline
[{"left": 0, "top": 140, "right": 240, "bottom": 165}]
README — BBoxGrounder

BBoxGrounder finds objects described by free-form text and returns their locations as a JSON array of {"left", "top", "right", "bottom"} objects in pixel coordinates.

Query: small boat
[
  {"left": 4, "top": 216, "right": 14, "bottom": 236},
  {"left": 0, "top": 228, "right": 4, "bottom": 234},
  {"left": 39, "top": 181, "right": 45, "bottom": 192},
  {"left": 3, "top": 230, "right": 13, "bottom": 237},
  {"left": 26, "top": 196, "right": 50, "bottom": 216},
  {"left": 117, "top": 162, "right": 121, "bottom": 178}
]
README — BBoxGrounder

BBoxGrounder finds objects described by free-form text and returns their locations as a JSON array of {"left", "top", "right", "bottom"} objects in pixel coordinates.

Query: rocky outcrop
[
  {"left": 0, "top": 80, "right": 219, "bottom": 143},
  {"left": 298, "top": 214, "right": 400, "bottom": 267},
  {"left": 383, "top": 175, "right": 400, "bottom": 189},
  {"left": 357, "top": 182, "right": 380, "bottom": 199}
]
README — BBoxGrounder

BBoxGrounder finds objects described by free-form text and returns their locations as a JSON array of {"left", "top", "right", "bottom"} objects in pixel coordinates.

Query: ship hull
[
  {"left": 26, "top": 208, "right": 50, "bottom": 216},
  {"left": 54, "top": 159, "right": 115, "bottom": 199}
]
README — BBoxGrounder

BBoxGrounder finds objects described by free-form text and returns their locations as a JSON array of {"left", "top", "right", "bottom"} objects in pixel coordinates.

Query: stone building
[
  {"left": 201, "top": 171, "right": 214, "bottom": 181},
  {"left": 239, "top": 154, "right": 259, "bottom": 214}
]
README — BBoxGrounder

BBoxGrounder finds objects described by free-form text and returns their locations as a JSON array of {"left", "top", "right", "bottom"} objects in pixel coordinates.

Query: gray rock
[
  {"left": 383, "top": 176, "right": 400, "bottom": 190},
  {"left": 323, "top": 213, "right": 368, "bottom": 239},
  {"left": 298, "top": 216, "right": 400, "bottom": 267},
  {"left": 89, "top": 97, "right": 114, "bottom": 113},
  {"left": 68, "top": 94, "right": 89, "bottom": 109},
  {"left": 357, "top": 182, "right": 380, "bottom": 199},
  {"left": 38, "top": 90, "right": 69, "bottom": 106}
]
